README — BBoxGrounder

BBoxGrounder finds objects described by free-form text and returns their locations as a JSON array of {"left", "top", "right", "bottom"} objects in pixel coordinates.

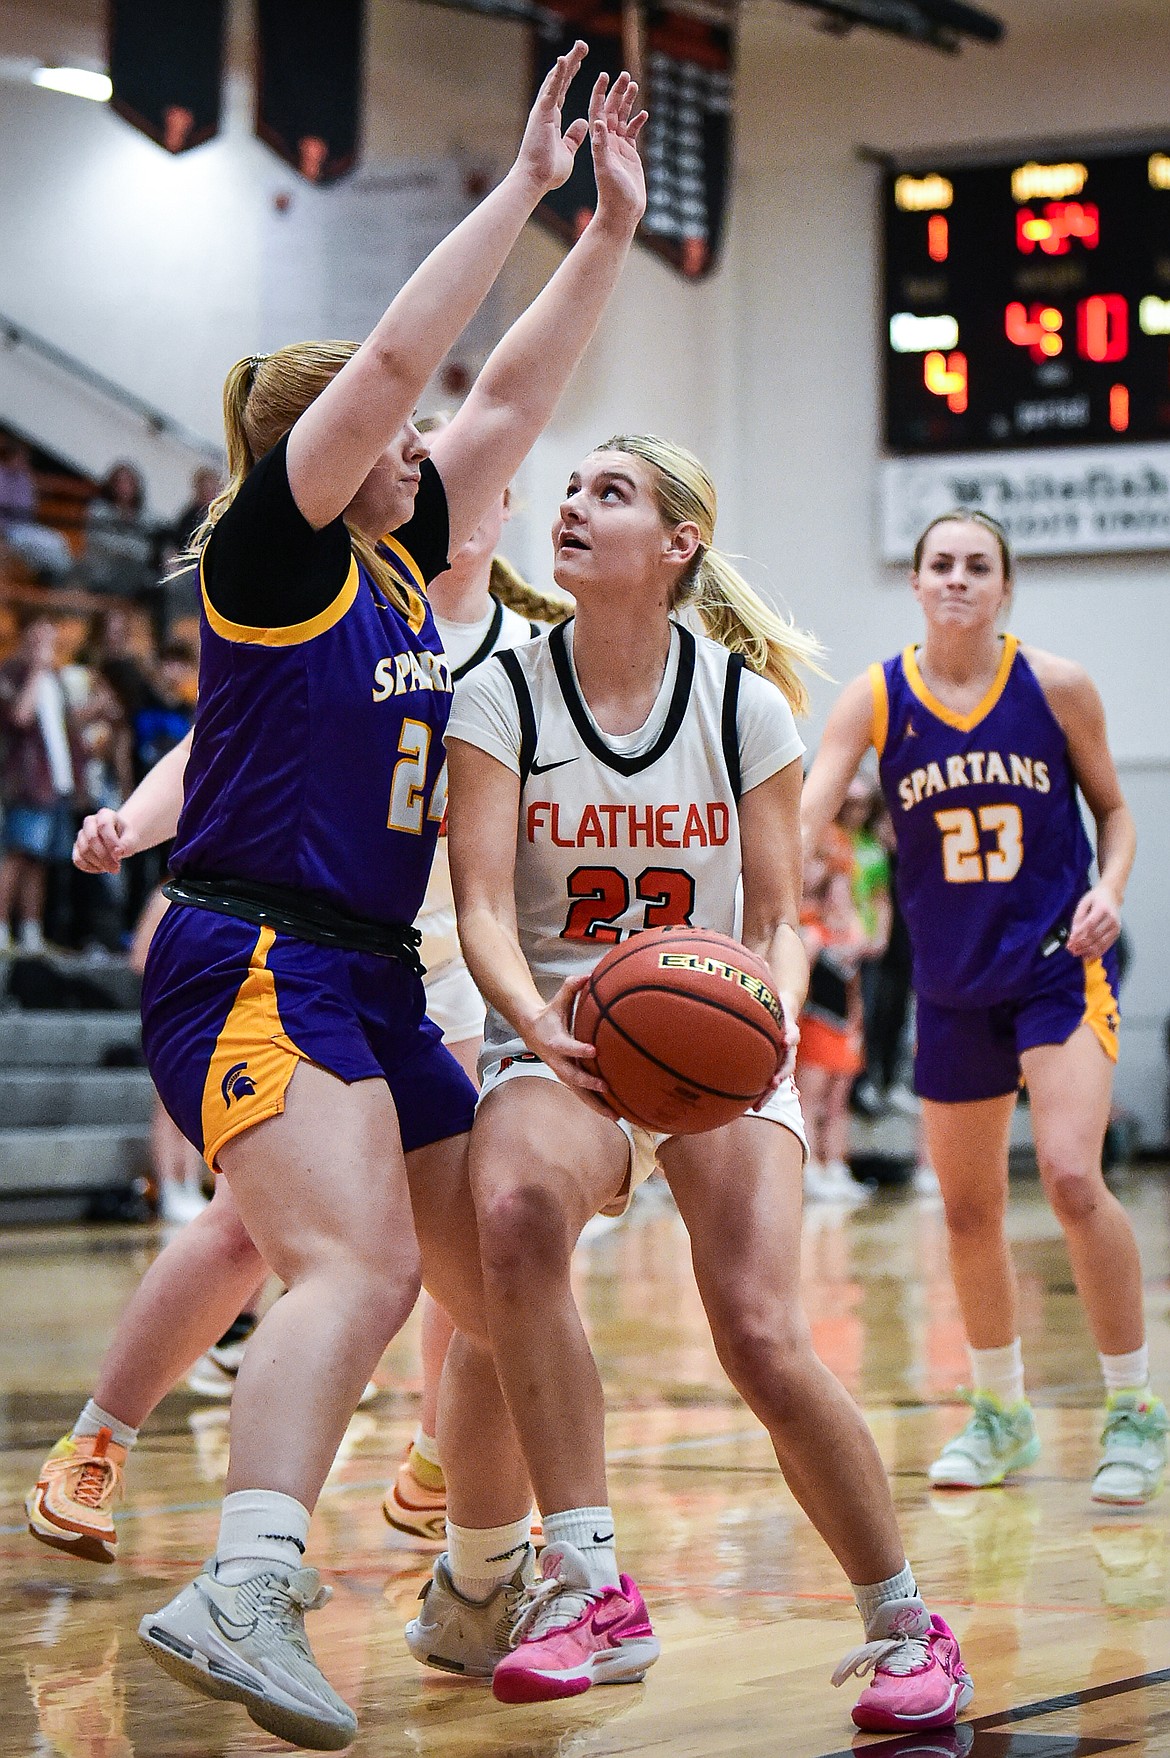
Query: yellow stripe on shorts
[{"left": 200, "top": 925, "right": 307, "bottom": 1169}]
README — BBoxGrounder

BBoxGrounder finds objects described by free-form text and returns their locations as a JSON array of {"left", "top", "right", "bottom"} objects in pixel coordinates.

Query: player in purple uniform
[
  {"left": 24, "top": 52, "right": 648, "bottom": 1751},
  {"left": 803, "top": 510, "right": 1166, "bottom": 1504}
]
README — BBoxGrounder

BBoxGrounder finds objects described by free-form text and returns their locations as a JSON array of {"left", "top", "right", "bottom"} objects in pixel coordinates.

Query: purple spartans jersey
[
  {"left": 170, "top": 536, "right": 452, "bottom": 928},
  {"left": 873, "top": 634, "right": 1094, "bottom": 1009}
]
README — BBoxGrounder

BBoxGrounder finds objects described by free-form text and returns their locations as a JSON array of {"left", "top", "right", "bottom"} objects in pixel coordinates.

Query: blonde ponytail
[
  {"left": 489, "top": 555, "right": 572, "bottom": 626},
  {"left": 597, "top": 434, "right": 827, "bottom": 715},
  {"left": 177, "top": 341, "right": 419, "bottom": 621},
  {"left": 690, "top": 547, "right": 827, "bottom": 717}
]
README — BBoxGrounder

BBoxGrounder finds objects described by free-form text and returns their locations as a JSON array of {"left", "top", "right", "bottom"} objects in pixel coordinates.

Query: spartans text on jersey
[
  {"left": 897, "top": 751, "right": 1051, "bottom": 810},
  {"left": 372, "top": 650, "right": 453, "bottom": 700}
]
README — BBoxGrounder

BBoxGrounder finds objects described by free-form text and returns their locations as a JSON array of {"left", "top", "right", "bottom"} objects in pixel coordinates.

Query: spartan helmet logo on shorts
[{"left": 221, "top": 1062, "right": 257, "bottom": 1106}]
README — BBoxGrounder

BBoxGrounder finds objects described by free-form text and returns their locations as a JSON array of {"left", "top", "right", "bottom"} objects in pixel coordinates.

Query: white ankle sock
[
  {"left": 852, "top": 1562, "right": 922, "bottom": 1638},
  {"left": 214, "top": 1489, "right": 310, "bottom": 1585},
  {"left": 970, "top": 1339, "right": 1026, "bottom": 1406},
  {"left": 541, "top": 1506, "right": 620, "bottom": 1592},
  {"left": 412, "top": 1425, "right": 442, "bottom": 1469},
  {"left": 73, "top": 1400, "right": 138, "bottom": 1451},
  {"left": 447, "top": 1515, "right": 531, "bottom": 1600},
  {"left": 1100, "top": 1344, "right": 1150, "bottom": 1396}
]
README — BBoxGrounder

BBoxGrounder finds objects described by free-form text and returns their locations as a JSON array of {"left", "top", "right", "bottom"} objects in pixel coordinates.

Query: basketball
[{"left": 573, "top": 927, "right": 788, "bottom": 1135}]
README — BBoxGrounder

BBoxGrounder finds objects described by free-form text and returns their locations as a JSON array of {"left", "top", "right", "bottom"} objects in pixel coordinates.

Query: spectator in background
[
  {"left": 81, "top": 462, "right": 155, "bottom": 597},
  {"left": 835, "top": 775, "right": 895, "bottom": 1117},
  {"left": 85, "top": 611, "right": 195, "bottom": 923},
  {"left": 167, "top": 465, "right": 221, "bottom": 553},
  {"left": 0, "top": 613, "right": 87, "bottom": 953},
  {"left": 798, "top": 836, "right": 871, "bottom": 1204},
  {"left": 161, "top": 466, "right": 222, "bottom": 621},
  {"left": 0, "top": 431, "right": 75, "bottom": 584}
]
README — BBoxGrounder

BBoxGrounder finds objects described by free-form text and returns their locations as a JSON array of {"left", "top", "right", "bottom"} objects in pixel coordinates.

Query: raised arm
[
  {"left": 446, "top": 737, "right": 606, "bottom": 1095},
  {"left": 1030, "top": 650, "right": 1135, "bottom": 959},
  {"left": 430, "top": 72, "right": 648, "bottom": 549},
  {"left": 73, "top": 729, "right": 191, "bottom": 874},
  {"left": 800, "top": 672, "right": 876, "bottom": 857},
  {"left": 739, "top": 760, "right": 808, "bottom": 1086},
  {"left": 285, "top": 44, "right": 594, "bottom": 529}
]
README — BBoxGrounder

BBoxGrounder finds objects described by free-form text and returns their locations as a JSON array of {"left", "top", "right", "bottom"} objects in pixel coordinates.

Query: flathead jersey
[
  {"left": 873, "top": 634, "right": 1094, "bottom": 1009},
  {"left": 171, "top": 539, "right": 452, "bottom": 927},
  {"left": 446, "top": 618, "right": 805, "bottom": 1059},
  {"left": 417, "top": 596, "right": 541, "bottom": 970}
]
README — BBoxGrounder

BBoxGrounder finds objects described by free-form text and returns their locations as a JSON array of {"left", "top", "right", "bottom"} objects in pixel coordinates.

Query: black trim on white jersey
[
  {"left": 548, "top": 619, "right": 697, "bottom": 777},
  {"left": 721, "top": 652, "right": 745, "bottom": 801},
  {"left": 497, "top": 648, "right": 538, "bottom": 784},
  {"left": 450, "top": 597, "right": 505, "bottom": 682}
]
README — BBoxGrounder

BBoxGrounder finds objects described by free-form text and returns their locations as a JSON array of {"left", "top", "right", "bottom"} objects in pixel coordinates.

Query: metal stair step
[
  {"left": 0, "top": 1068, "right": 154, "bottom": 1126},
  {"left": 0, "top": 1011, "right": 141, "bottom": 1067},
  {"left": 0, "top": 1125, "right": 148, "bottom": 1195}
]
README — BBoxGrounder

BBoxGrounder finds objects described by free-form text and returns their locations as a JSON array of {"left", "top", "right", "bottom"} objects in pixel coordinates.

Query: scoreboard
[{"left": 883, "top": 147, "right": 1170, "bottom": 454}]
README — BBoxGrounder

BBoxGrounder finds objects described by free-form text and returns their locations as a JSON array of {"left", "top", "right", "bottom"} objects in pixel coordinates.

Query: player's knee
[
  {"left": 206, "top": 1204, "right": 265, "bottom": 1274},
  {"left": 1041, "top": 1159, "right": 1100, "bottom": 1226},
  {"left": 713, "top": 1302, "right": 806, "bottom": 1406},
  {"left": 478, "top": 1180, "right": 574, "bottom": 1284},
  {"left": 348, "top": 1252, "right": 422, "bottom": 1340},
  {"left": 942, "top": 1191, "right": 1005, "bottom": 1240}
]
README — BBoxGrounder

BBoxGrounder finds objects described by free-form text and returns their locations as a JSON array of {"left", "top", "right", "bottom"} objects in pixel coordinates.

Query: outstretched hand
[
  {"left": 589, "top": 70, "right": 648, "bottom": 230},
  {"left": 514, "top": 41, "right": 592, "bottom": 196}
]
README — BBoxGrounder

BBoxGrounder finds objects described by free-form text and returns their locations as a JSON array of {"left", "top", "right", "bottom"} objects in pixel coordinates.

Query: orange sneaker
[
  {"left": 383, "top": 1448, "right": 448, "bottom": 1545},
  {"left": 382, "top": 1447, "right": 543, "bottom": 1549},
  {"left": 27, "top": 1428, "right": 127, "bottom": 1564}
]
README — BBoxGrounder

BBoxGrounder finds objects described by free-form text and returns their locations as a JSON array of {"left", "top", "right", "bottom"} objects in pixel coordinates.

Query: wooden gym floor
[{"left": 2, "top": 1169, "right": 1170, "bottom": 1758}]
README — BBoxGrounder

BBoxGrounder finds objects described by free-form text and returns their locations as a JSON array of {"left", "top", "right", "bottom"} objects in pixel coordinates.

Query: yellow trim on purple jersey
[
  {"left": 1082, "top": 955, "right": 1120, "bottom": 1063},
  {"left": 200, "top": 925, "right": 307, "bottom": 1168},
  {"left": 868, "top": 662, "right": 889, "bottom": 757},
  {"left": 199, "top": 549, "right": 359, "bottom": 648},
  {"left": 902, "top": 632, "right": 1019, "bottom": 733},
  {"left": 380, "top": 534, "right": 429, "bottom": 633}
]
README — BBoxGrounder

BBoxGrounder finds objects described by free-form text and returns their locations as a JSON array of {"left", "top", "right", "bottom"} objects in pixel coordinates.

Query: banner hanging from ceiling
[{"left": 108, "top": 0, "right": 226, "bottom": 154}]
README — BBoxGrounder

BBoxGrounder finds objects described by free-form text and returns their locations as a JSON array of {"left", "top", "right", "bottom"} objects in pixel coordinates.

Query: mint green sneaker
[
  {"left": 928, "top": 1391, "right": 1040, "bottom": 1489},
  {"left": 1092, "top": 1392, "right": 1168, "bottom": 1506}
]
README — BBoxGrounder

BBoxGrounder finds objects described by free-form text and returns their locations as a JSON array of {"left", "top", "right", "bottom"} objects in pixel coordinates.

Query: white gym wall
[{"left": 0, "top": 0, "right": 1166, "bottom": 1137}]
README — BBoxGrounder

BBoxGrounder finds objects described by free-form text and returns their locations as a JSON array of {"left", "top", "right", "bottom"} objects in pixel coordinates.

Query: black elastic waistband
[{"left": 162, "top": 876, "right": 425, "bottom": 974}]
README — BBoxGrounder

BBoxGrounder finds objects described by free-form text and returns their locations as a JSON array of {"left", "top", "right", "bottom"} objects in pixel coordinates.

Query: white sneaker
[
  {"left": 17, "top": 919, "right": 45, "bottom": 955},
  {"left": 929, "top": 1393, "right": 1040, "bottom": 1489},
  {"left": 186, "top": 1313, "right": 259, "bottom": 1397},
  {"left": 1092, "top": 1392, "right": 1168, "bottom": 1506},
  {"left": 405, "top": 1550, "right": 535, "bottom": 1677},
  {"left": 185, "top": 1353, "right": 240, "bottom": 1398},
  {"left": 885, "top": 1084, "right": 921, "bottom": 1118},
  {"left": 138, "top": 1561, "right": 356, "bottom": 1750}
]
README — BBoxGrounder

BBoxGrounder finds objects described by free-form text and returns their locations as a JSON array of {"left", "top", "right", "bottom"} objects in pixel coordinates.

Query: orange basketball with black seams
[{"left": 573, "top": 926, "right": 788, "bottom": 1135}]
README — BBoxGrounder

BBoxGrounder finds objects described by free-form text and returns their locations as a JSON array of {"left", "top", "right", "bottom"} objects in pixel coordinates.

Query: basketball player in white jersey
[
  {"left": 387, "top": 459, "right": 568, "bottom": 1540},
  {"left": 405, "top": 435, "right": 974, "bottom": 1735}
]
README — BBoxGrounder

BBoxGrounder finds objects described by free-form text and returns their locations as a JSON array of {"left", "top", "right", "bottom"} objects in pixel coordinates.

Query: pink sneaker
[
  {"left": 832, "top": 1604, "right": 973, "bottom": 1732},
  {"left": 492, "top": 1542, "right": 660, "bottom": 1704}
]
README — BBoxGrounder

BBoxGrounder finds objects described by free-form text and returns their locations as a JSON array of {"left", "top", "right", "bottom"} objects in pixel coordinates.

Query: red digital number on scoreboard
[
  {"left": 1015, "top": 201, "right": 1099, "bottom": 255},
  {"left": 1005, "top": 302, "right": 1063, "bottom": 360},
  {"left": 1078, "top": 294, "right": 1128, "bottom": 362},
  {"left": 1005, "top": 295, "right": 1129, "bottom": 364}
]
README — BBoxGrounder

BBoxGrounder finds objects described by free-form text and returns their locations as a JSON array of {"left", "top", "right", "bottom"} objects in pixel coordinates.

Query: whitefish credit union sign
[{"left": 880, "top": 443, "right": 1170, "bottom": 560}]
